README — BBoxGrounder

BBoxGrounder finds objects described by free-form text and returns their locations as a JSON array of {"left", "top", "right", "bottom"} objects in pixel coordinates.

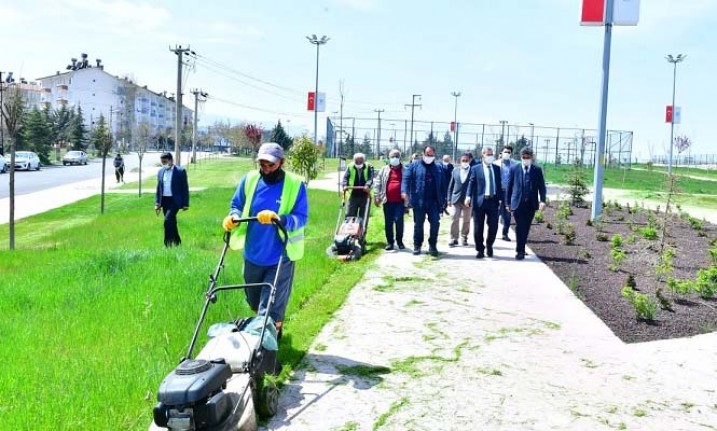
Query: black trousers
[
  {"left": 115, "top": 167, "right": 124, "bottom": 182},
  {"left": 473, "top": 197, "right": 500, "bottom": 252},
  {"left": 513, "top": 203, "right": 536, "bottom": 254},
  {"left": 161, "top": 196, "right": 182, "bottom": 247}
]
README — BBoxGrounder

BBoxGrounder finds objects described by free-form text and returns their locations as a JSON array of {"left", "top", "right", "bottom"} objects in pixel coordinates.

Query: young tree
[
  {"left": 136, "top": 121, "right": 151, "bottom": 196},
  {"left": 22, "top": 108, "right": 53, "bottom": 164},
  {"left": 1, "top": 86, "right": 26, "bottom": 250},
  {"left": 564, "top": 158, "right": 590, "bottom": 207},
  {"left": 358, "top": 133, "right": 373, "bottom": 158},
  {"left": 270, "top": 120, "right": 293, "bottom": 150},
  {"left": 90, "top": 115, "right": 113, "bottom": 214},
  {"left": 244, "top": 123, "right": 263, "bottom": 159},
  {"left": 287, "top": 135, "right": 323, "bottom": 184}
]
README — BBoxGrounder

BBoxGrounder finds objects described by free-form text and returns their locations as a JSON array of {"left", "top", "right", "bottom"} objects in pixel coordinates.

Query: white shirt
[
  {"left": 459, "top": 166, "right": 469, "bottom": 183},
  {"left": 162, "top": 166, "right": 174, "bottom": 197},
  {"left": 483, "top": 163, "right": 494, "bottom": 197}
]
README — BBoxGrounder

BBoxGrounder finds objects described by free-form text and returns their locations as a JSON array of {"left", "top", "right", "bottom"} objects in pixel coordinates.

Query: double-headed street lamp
[
  {"left": 451, "top": 91, "right": 461, "bottom": 160},
  {"left": 306, "top": 34, "right": 330, "bottom": 146},
  {"left": 666, "top": 53, "right": 686, "bottom": 176}
]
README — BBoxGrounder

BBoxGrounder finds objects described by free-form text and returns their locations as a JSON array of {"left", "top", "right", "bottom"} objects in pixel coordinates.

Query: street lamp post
[
  {"left": 666, "top": 54, "right": 685, "bottom": 176},
  {"left": 306, "top": 34, "right": 330, "bottom": 146},
  {"left": 451, "top": 91, "right": 461, "bottom": 160}
]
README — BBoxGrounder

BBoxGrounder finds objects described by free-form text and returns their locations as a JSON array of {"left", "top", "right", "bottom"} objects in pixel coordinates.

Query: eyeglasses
[{"left": 260, "top": 161, "right": 276, "bottom": 168}]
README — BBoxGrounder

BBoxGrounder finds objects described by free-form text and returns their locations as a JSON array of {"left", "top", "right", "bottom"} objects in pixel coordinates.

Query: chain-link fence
[
  {"left": 327, "top": 117, "right": 633, "bottom": 167},
  {"left": 650, "top": 154, "right": 717, "bottom": 166}
]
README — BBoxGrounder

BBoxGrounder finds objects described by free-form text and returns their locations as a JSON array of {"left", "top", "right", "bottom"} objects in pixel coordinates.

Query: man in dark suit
[
  {"left": 446, "top": 152, "right": 473, "bottom": 247},
  {"left": 154, "top": 152, "right": 189, "bottom": 247},
  {"left": 505, "top": 147, "right": 546, "bottom": 260},
  {"left": 466, "top": 147, "right": 502, "bottom": 258}
]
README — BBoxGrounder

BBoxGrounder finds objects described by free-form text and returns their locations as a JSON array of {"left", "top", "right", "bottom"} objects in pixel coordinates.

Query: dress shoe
[
  {"left": 428, "top": 247, "right": 439, "bottom": 257},
  {"left": 476, "top": 251, "right": 485, "bottom": 259},
  {"left": 449, "top": 239, "right": 458, "bottom": 247},
  {"left": 516, "top": 252, "right": 525, "bottom": 260},
  {"left": 384, "top": 243, "right": 394, "bottom": 251},
  {"left": 397, "top": 242, "right": 406, "bottom": 250},
  {"left": 502, "top": 235, "right": 511, "bottom": 242},
  {"left": 487, "top": 246, "right": 493, "bottom": 257},
  {"left": 412, "top": 248, "right": 421, "bottom": 255}
]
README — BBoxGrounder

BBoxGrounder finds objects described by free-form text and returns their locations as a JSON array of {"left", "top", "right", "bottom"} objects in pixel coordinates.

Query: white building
[{"left": 36, "top": 57, "right": 192, "bottom": 145}]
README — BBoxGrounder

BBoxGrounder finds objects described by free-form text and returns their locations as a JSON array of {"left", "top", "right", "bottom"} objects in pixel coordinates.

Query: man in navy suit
[
  {"left": 505, "top": 147, "right": 546, "bottom": 260},
  {"left": 154, "top": 152, "right": 189, "bottom": 247},
  {"left": 446, "top": 153, "right": 472, "bottom": 247},
  {"left": 466, "top": 147, "right": 502, "bottom": 258}
]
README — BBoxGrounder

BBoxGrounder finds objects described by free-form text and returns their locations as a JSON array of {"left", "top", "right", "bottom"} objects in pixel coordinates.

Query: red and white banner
[
  {"left": 307, "top": 91, "right": 326, "bottom": 112},
  {"left": 665, "top": 105, "right": 682, "bottom": 124},
  {"left": 581, "top": 0, "right": 640, "bottom": 26}
]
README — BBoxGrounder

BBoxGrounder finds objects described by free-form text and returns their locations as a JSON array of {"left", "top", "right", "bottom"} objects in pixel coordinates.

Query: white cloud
[
  {"left": 336, "top": 0, "right": 378, "bottom": 12},
  {"left": 58, "top": 0, "right": 171, "bottom": 34}
]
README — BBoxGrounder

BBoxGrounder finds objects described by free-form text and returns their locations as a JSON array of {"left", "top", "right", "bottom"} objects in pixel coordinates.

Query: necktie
[
  {"left": 490, "top": 167, "right": 495, "bottom": 196},
  {"left": 524, "top": 166, "right": 531, "bottom": 192}
]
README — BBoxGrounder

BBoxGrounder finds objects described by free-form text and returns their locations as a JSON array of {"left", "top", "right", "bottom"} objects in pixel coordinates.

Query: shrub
[
  {"left": 654, "top": 248, "right": 675, "bottom": 280},
  {"left": 609, "top": 248, "right": 627, "bottom": 272},
  {"left": 655, "top": 287, "right": 673, "bottom": 311},
  {"left": 694, "top": 266, "right": 717, "bottom": 299},
  {"left": 611, "top": 234, "right": 623, "bottom": 249},
  {"left": 564, "top": 159, "right": 590, "bottom": 207},
  {"left": 625, "top": 274, "right": 636, "bottom": 289},
  {"left": 578, "top": 249, "right": 592, "bottom": 260},
  {"left": 626, "top": 234, "right": 637, "bottom": 244},
  {"left": 621, "top": 287, "right": 658, "bottom": 321},
  {"left": 546, "top": 222, "right": 553, "bottom": 230},
  {"left": 585, "top": 218, "right": 593, "bottom": 227},
  {"left": 562, "top": 223, "right": 577, "bottom": 245},
  {"left": 533, "top": 211, "right": 544, "bottom": 223},
  {"left": 556, "top": 201, "right": 571, "bottom": 221},
  {"left": 596, "top": 233, "right": 609, "bottom": 242},
  {"left": 666, "top": 277, "right": 692, "bottom": 296},
  {"left": 640, "top": 226, "right": 658, "bottom": 240},
  {"left": 709, "top": 246, "right": 717, "bottom": 265}
]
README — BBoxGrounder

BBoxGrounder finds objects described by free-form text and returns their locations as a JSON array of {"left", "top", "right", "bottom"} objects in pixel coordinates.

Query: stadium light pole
[
  {"left": 666, "top": 54, "right": 685, "bottom": 176},
  {"left": 307, "top": 34, "right": 330, "bottom": 146},
  {"left": 451, "top": 91, "right": 461, "bottom": 160}
]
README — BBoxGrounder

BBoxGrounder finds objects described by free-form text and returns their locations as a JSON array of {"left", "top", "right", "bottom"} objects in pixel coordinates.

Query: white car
[
  {"left": 63, "top": 150, "right": 88, "bottom": 166},
  {"left": 0, "top": 154, "right": 7, "bottom": 173},
  {"left": 13, "top": 151, "right": 41, "bottom": 171}
]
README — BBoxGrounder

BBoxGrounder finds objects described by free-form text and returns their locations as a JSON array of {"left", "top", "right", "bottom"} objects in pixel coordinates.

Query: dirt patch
[{"left": 527, "top": 201, "right": 717, "bottom": 343}]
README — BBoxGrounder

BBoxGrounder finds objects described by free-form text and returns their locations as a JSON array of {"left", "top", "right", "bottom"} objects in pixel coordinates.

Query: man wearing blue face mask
[
  {"left": 401, "top": 145, "right": 447, "bottom": 256},
  {"left": 373, "top": 149, "right": 406, "bottom": 251}
]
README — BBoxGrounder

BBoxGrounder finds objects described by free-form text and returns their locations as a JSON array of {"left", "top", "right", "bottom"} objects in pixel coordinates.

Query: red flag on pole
[
  {"left": 581, "top": 0, "right": 606, "bottom": 25},
  {"left": 307, "top": 92, "right": 316, "bottom": 111},
  {"left": 665, "top": 105, "right": 673, "bottom": 123},
  {"left": 450, "top": 121, "right": 455, "bottom": 132}
]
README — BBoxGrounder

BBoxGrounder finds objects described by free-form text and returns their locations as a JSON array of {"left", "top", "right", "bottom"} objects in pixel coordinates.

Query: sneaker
[
  {"left": 384, "top": 243, "right": 394, "bottom": 251},
  {"left": 448, "top": 239, "right": 458, "bottom": 247},
  {"left": 397, "top": 242, "right": 406, "bottom": 250}
]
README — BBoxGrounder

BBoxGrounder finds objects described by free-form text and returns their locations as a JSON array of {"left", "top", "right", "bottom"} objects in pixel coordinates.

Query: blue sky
[{"left": 2, "top": 0, "right": 717, "bottom": 160}]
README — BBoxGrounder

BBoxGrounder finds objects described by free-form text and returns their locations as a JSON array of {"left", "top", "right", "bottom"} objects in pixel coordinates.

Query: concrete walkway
[{"left": 262, "top": 172, "right": 717, "bottom": 431}]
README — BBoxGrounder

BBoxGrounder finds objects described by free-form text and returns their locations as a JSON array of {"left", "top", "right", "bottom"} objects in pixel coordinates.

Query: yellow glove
[
  {"left": 257, "top": 210, "right": 279, "bottom": 224},
  {"left": 222, "top": 215, "right": 238, "bottom": 232}
]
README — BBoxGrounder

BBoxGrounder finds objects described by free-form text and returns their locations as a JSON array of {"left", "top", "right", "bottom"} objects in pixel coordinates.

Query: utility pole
[
  {"left": 0, "top": 71, "right": 4, "bottom": 156},
  {"left": 307, "top": 35, "right": 330, "bottom": 147},
  {"left": 339, "top": 80, "right": 344, "bottom": 158},
  {"left": 190, "top": 89, "right": 208, "bottom": 164},
  {"left": 666, "top": 54, "right": 686, "bottom": 176},
  {"left": 374, "top": 109, "right": 384, "bottom": 159},
  {"left": 451, "top": 91, "right": 461, "bottom": 160},
  {"left": 405, "top": 94, "right": 421, "bottom": 153},
  {"left": 170, "top": 45, "right": 192, "bottom": 166}
]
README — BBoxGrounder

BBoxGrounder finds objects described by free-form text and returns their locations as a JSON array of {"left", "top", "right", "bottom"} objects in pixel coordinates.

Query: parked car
[
  {"left": 63, "top": 150, "right": 88, "bottom": 166},
  {"left": 0, "top": 154, "right": 6, "bottom": 173},
  {"left": 13, "top": 151, "right": 41, "bottom": 171}
]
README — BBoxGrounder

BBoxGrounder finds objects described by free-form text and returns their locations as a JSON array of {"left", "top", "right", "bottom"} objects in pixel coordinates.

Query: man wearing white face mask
[
  {"left": 401, "top": 145, "right": 447, "bottom": 256},
  {"left": 373, "top": 149, "right": 406, "bottom": 250},
  {"left": 446, "top": 153, "right": 473, "bottom": 247},
  {"left": 342, "top": 152, "right": 374, "bottom": 221},
  {"left": 498, "top": 145, "right": 517, "bottom": 241},
  {"left": 465, "top": 147, "right": 502, "bottom": 258},
  {"left": 505, "top": 147, "right": 546, "bottom": 260}
]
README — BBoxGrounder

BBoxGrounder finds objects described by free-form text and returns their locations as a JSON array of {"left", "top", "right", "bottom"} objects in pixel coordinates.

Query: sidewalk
[{"left": 262, "top": 173, "right": 717, "bottom": 430}]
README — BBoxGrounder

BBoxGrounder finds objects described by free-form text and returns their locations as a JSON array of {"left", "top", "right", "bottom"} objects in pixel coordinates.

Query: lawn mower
[
  {"left": 326, "top": 186, "right": 371, "bottom": 262},
  {"left": 150, "top": 217, "right": 287, "bottom": 431}
]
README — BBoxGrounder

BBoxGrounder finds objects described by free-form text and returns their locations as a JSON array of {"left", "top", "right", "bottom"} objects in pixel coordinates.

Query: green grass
[
  {"left": 541, "top": 163, "right": 717, "bottom": 195},
  {"left": 0, "top": 160, "right": 384, "bottom": 429}
]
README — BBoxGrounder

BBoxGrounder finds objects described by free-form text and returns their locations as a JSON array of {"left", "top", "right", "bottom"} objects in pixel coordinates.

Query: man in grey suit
[
  {"left": 505, "top": 147, "right": 546, "bottom": 260},
  {"left": 446, "top": 153, "right": 473, "bottom": 247},
  {"left": 466, "top": 147, "right": 502, "bottom": 258}
]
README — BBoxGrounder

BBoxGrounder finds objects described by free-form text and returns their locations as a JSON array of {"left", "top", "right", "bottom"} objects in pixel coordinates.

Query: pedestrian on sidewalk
[
  {"left": 342, "top": 152, "right": 374, "bottom": 221},
  {"left": 466, "top": 147, "right": 502, "bottom": 258},
  {"left": 505, "top": 147, "right": 546, "bottom": 260},
  {"left": 441, "top": 155, "right": 454, "bottom": 217},
  {"left": 222, "top": 143, "right": 308, "bottom": 340},
  {"left": 373, "top": 149, "right": 406, "bottom": 251},
  {"left": 498, "top": 145, "right": 517, "bottom": 241},
  {"left": 446, "top": 152, "right": 472, "bottom": 247},
  {"left": 401, "top": 145, "right": 446, "bottom": 257},
  {"left": 154, "top": 152, "right": 189, "bottom": 247},
  {"left": 113, "top": 153, "right": 125, "bottom": 183}
]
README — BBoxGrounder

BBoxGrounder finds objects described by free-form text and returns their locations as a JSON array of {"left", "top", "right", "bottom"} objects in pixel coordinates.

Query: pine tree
[
  {"left": 270, "top": 120, "right": 293, "bottom": 150},
  {"left": 68, "top": 107, "right": 88, "bottom": 150},
  {"left": 21, "top": 108, "right": 53, "bottom": 163},
  {"left": 564, "top": 158, "right": 590, "bottom": 207}
]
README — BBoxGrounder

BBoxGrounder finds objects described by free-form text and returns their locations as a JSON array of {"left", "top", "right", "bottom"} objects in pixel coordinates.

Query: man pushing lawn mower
[{"left": 223, "top": 142, "right": 309, "bottom": 341}]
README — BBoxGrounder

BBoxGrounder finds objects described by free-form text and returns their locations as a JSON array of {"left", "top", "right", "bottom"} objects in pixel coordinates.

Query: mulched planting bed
[{"left": 527, "top": 201, "right": 717, "bottom": 343}]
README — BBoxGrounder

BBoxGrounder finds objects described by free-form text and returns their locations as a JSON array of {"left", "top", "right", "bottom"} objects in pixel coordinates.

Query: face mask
[
  {"left": 484, "top": 156, "right": 495, "bottom": 164},
  {"left": 161, "top": 163, "right": 169, "bottom": 169},
  {"left": 522, "top": 159, "right": 533, "bottom": 167},
  {"left": 502, "top": 153, "right": 511, "bottom": 161},
  {"left": 461, "top": 162, "right": 469, "bottom": 169},
  {"left": 389, "top": 157, "right": 400, "bottom": 166},
  {"left": 355, "top": 163, "right": 364, "bottom": 169},
  {"left": 443, "top": 161, "right": 450, "bottom": 166},
  {"left": 423, "top": 156, "right": 435, "bottom": 164},
  {"left": 260, "top": 167, "right": 285, "bottom": 184}
]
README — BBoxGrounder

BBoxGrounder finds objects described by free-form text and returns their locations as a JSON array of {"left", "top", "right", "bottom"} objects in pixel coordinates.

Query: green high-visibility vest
[
  {"left": 348, "top": 164, "right": 369, "bottom": 187},
  {"left": 229, "top": 170, "right": 305, "bottom": 261}
]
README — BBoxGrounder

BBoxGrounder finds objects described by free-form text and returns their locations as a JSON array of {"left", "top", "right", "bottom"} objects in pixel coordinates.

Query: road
[{"left": 0, "top": 152, "right": 155, "bottom": 198}]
